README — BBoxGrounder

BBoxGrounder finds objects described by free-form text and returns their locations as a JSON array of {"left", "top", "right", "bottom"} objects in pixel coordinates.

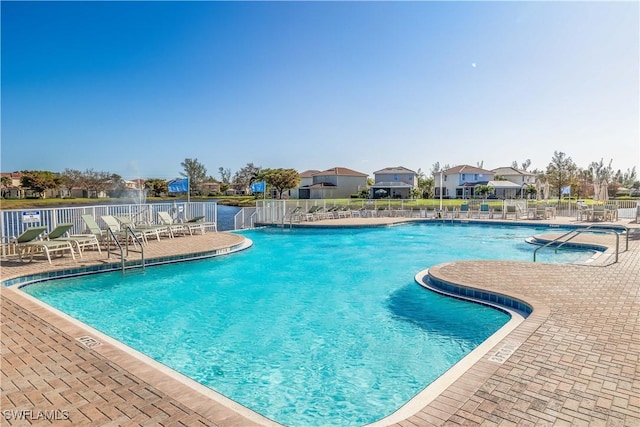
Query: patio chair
[
  {"left": 285, "top": 207, "right": 303, "bottom": 223},
  {"left": 503, "top": 205, "right": 518, "bottom": 220},
  {"left": 43, "top": 223, "right": 102, "bottom": 257},
  {"left": 11, "top": 225, "right": 76, "bottom": 264},
  {"left": 456, "top": 203, "right": 470, "bottom": 218},
  {"left": 100, "top": 215, "right": 147, "bottom": 246},
  {"left": 114, "top": 215, "right": 173, "bottom": 241},
  {"left": 81, "top": 214, "right": 112, "bottom": 246},
  {"left": 591, "top": 205, "right": 607, "bottom": 222},
  {"left": 477, "top": 203, "right": 494, "bottom": 219},
  {"left": 181, "top": 215, "right": 216, "bottom": 233},
  {"left": 157, "top": 211, "right": 189, "bottom": 236},
  {"left": 534, "top": 205, "right": 547, "bottom": 220}
]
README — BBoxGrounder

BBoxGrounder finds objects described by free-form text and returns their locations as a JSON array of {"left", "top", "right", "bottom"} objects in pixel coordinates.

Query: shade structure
[
  {"left": 593, "top": 180, "right": 600, "bottom": 201},
  {"left": 536, "top": 180, "right": 541, "bottom": 200}
]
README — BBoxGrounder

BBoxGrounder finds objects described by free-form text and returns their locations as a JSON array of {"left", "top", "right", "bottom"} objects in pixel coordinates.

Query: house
[
  {"left": 1, "top": 172, "right": 24, "bottom": 199},
  {"left": 288, "top": 170, "right": 319, "bottom": 199},
  {"left": 435, "top": 165, "right": 495, "bottom": 199},
  {"left": 294, "top": 167, "right": 368, "bottom": 199},
  {"left": 200, "top": 181, "right": 221, "bottom": 196},
  {"left": 491, "top": 167, "right": 537, "bottom": 199},
  {"left": 371, "top": 166, "right": 418, "bottom": 199}
]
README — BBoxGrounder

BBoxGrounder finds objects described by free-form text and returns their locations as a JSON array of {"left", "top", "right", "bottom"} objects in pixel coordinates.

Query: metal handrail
[
  {"left": 565, "top": 224, "right": 629, "bottom": 252},
  {"left": 105, "top": 226, "right": 144, "bottom": 272},
  {"left": 533, "top": 225, "right": 626, "bottom": 264},
  {"left": 123, "top": 225, "right": 145, "bottom": 271},
  {"left": 105, "top": 228, "right": 126, "bottom": 272}
]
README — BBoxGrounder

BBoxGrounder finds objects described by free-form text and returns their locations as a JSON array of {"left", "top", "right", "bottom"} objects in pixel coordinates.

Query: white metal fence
[
  {"left": 1, "top": 201, "right": 218, "bottom": 243},
  {"left": 253, "top": 199, "right": 640, "bottom": 225}
]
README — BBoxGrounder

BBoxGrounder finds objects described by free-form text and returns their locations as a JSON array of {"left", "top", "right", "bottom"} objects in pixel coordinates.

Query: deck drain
[
  {"left": 488, "top": 340, "right": 521, "bottom": 364},
  {"left": 77, "top": 336, "right": 102, "bottom": 348}
]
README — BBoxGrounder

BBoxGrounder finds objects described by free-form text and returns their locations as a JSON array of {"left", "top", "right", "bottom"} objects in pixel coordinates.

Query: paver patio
[{"left": 1, "top": 219, "right": 639, "bottom": 426}]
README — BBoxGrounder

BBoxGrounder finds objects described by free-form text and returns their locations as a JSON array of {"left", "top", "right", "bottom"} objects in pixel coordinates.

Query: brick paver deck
[{"left": 2, "top": 220, "right": 639, "bottom": 426}]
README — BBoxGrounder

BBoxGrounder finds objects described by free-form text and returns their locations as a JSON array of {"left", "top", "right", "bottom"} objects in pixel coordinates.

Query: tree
[
  {"left": 511, "top": 159, "right": 531, "bottom": 171},
  {"left": 180, "top": 158, "right": 207, "bottom": 192},
  {"left": 59, "top": 168, "right": 83, "bottom": 197},
  {"left": 474, "top": 184, "right": 494, "bottom": 199},
  {"left": 416, "top": 168, "right": 434, "bottom": 198},
  {"left": 218, "top": 167, "right": 231, "bottom": 184},
  {"left": 232, "top": 163, "right": 261, "bottom": 192},
  {"left": 523, "top": 184, "right": 537, "bottom": 199},
  {"left": 20, "top": 170, "right": 60, "bottom": 198},
  {"left": 546, "top": 151, "right": 576, "bottom": 199},
  {"left": 79, "top": 169, "right": 114, "bottom": 198},
  {"left": 1, "top": 176, "right": 12, "bottom": 198},
  {"left": 145, "top": 178, "right": 169, "bottom": 197},
  {"left": 259, "top": 168, "right": 300, "bottom": 199}
]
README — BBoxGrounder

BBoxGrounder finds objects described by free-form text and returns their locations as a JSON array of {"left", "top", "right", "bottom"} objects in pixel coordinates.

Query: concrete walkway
[{"left": 1, "top": 220, "right": 639, "bottom": 426}]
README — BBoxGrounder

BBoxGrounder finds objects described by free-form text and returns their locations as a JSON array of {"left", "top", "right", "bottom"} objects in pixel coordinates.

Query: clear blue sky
[{"left": 2, "top": 1, "right": 638, "bottom": 180}]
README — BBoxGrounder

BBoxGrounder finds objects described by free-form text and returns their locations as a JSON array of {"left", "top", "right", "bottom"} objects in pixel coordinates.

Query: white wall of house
[
  {"left": 373, "top": 172, "right": 418, "bottom": 187},
  {"left": 312, "top": 174, "right": 367, "bottom": 198},
  {"left": 492, "top": 167, "right": 536, "bottom": 187},
  {"left": 435, "top": 166, "right": 494, "bottom": 199}
]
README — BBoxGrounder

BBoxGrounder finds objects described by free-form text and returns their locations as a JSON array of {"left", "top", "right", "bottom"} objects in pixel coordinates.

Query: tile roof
[
  {"left": 443, "top": 165, "right": 493, "bottom": 175},
  {"left": 313, "top": 167, "right": 368, "bottom": 177},
  {"left": 373, "top": 166, "right": 416, "bottom": 175}
]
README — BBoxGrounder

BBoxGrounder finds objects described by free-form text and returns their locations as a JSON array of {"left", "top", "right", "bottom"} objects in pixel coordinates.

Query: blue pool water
[{"left": 22, "top": 223, "right": 592, "bottom": 426}]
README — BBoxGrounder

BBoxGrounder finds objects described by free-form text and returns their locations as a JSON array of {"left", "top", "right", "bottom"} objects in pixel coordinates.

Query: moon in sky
[{"left": 471, "top": 63, "right": 477, "bottom": 68}]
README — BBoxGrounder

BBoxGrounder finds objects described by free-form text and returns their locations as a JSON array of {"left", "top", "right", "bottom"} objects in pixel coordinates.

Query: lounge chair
[
  {"left": 304, "top": 206, "right": 322, "bottom": 221},
  {"left": 182, "top": 215, "right": 216, "bottom": 233},
  {"left": 81, "top": 214, "right": 112, "bottom": 247},
  {"left": 456, "top": 203, "right": 470, "bottom": 218},
  {"left": 503, "top": 205, "right": 518, "bottom": 220},
  {"left": 285, "top": 207, "right": 303, "bottom": 223},
  {"left": 11, "top": 225, "right": 76, "bottom": 264},
  {"left": 43, "top": 223, "right": 102, "bottom": 257},
  {"left": 100, "top": 215, "right": 147, "bottom": 246},
  {"left": 114, "top": 215, "right": 173, "bottom": 241},
  {"left": 157, "top": 212, "right": 189, "bottom": 236},
  {"left": 471, "top": 204, "right": 493, "bottom": 219},
  {"left": 336, "top": 206, "right": 352, "bottom": 218}
]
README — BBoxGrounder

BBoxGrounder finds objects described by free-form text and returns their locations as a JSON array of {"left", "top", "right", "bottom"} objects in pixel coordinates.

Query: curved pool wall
[
  {"left": 368, "top": 268, "right": 530, "bottom": 426},
  {"left": 2, "top": 238, "right": 253, "bottom": 288},
  {"left": 420, "top": 269, "right": 533, "bottom": 316}
]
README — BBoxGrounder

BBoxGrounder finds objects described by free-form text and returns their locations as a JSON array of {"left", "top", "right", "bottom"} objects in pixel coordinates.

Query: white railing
[
  {"left": 0, "top": 201, "right": 218, "bottom": 243},
  {"left": 234, "top": 207, "right": 257, "bottom": 229},
  {"left": 254, "top": 199, "right": 640, "bottom": 224}
]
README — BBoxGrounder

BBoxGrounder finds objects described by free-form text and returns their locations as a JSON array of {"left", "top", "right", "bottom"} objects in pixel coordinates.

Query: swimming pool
[{"left": 22, "top": 223, "right": 593, "bottom": 426}]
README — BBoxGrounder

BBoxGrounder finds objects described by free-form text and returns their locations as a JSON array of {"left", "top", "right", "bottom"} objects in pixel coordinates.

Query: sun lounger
[
  {"left": 115, "top": 215, "right": 173, "bottom": 241},
  {"left": 503, "top": 205, "right": 518, "bottom": 220},
  {"left": 11, "top": 225, "right": 76, "bottom": 264},
  {"left": 100, "top": 215, "right": 147, "bottom": 246},
  {"left": 157, "top": 212, "right": 190, "bottom": 236},
  {"left": 43, "top": 223, "right": 102, "bottom": 257},
  {"left": 182, "top": 216, "right": 216, "bottom": 233},
  {"left": 456, "top": 204, "right": 470, "bottom": 218}
]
